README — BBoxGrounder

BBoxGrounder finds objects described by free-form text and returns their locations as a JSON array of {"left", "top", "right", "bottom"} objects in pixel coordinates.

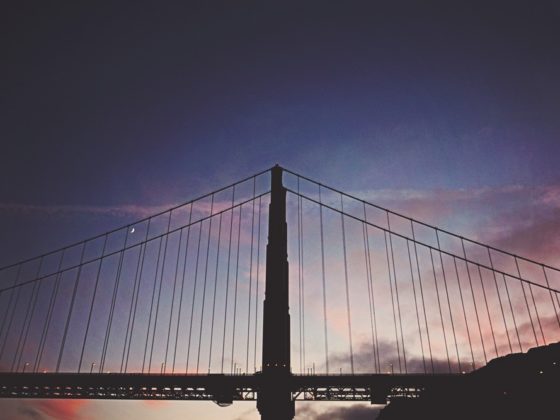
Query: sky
[{"left": 1, "top": 1, "right": 560, "bottom": 419}]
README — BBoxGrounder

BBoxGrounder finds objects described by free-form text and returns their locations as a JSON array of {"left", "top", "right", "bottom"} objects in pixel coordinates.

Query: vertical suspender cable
[
  {"left": 163, "top": 226, "right": 184, "bottom": 373},
  {"left": 429, "top": 248, "right": 451, "bottom": 372},
  {"left": 319, "top": 187, "right": 329, "bottom": 374},
  {"left": 121, "top": 226, "right": 148, "bottom": 373},
  {"left": 14, "top": 258, "right": 44, "bottom": 371},
  {"left": 143, "top": 220, "right": 167, "bottom": 373},
  {"left": 0, "top": 265, "right": 23, "bottom": 364},
  {"left": 230, "top": 201, "right": 243, "bottom": 373},
  {"left": 246, "top": 180, "right": 256, "bottom": 373},
  {"left": 411, "top": 222, "right": 434, "bottom": 373},
  {"left": 363, "top": 205, "right": 380, "bottom": 373},
  {"left": 515, "top": 258, "right": 544, "bottom": 345},
  {"left": 501, "top": 273, "right": 523, "bottom": 351},
  {"left": 384, "top": 231, "right": 402, "bottom": 373},
  {"left": 208, "top": 212, "right": 223, "bottom": 373},
  {"left": 196, "top": 195, "right": 214, "bottom": 374},
  {"left": 300, "top": 187, "right": 306, "bottom": 372},
  {"left": 487, "top": 249, "right": 513, "bottom": 353},
  {"left": 452, "top": 256, "right": 475, "bottom": 370},
  {"left": 56, "top": 242, "right": 87, "bottom": 372},
  {"left": 406, "top": 239, "right": 426, "bottom": 373},
  {"left": 297, "top": 178, "right": 303, "bottom": 373},
  {"left": 147, "top": 212, "right": 173, "bottom": 373},
  {"left": 221, "top": 187, "right": 236, "bottom": 373},
  {"left": 362, "top": 211, "right": 378, "bottom": 373},
  {"left": 386, "top": 213, "right": 407, "bottom": 373},
  {"left": 542, "top": 266, "right": 560, "bottom": 330},
  {"left": 461, "top": 240, "right": 487, "bottom": 364},
  {"left": 35, "top": 250, "right": 65, "bottom": 372},
  {"left": 253, "top": 196, "right": 262, "bottom": 372},
  {"left": 172, "top": 204, "right": 193, "bottom": 373},
  {"left": 78, "top": 236, "right": 108, "bottom": 373},
  {"left": 186, "top": 222, "right": 203, "bottom": 373},
  {"left": 0, "top": 264, "right": 22, "bottom": 349},
  {"left": 435, "top": 230, "right": 460, "bottom": 372},
  {"left": 124, "top": 220, "right": 151, "bottom": 372},
  {"left": 100, "top": 229, "right": 130, "bottom": 372},
  {"left": 477, "top": 265, "right": 499, "bottom": 358},
  {"left": 340, "top": 194, "right": 354, "bottom": 374}
]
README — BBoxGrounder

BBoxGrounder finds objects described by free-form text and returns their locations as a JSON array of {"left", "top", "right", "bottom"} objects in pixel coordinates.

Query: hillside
[{"left": 377, "top": 342, "right": 560, "bottom": 420}]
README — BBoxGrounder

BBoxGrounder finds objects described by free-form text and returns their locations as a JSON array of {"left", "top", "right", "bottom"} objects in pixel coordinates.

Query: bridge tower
[{"left": 257, "top": 165, "right": 295, "bottom": 420}]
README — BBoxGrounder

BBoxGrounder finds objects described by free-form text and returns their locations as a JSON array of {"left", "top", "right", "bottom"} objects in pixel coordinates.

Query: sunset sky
[{"left": 1, "top": 1, "right": 560, "bottom": 419}]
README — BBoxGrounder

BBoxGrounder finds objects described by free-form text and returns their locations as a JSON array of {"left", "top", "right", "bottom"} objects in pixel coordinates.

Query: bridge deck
[{"left": 0, "top": 372, "right": 466, "bottom": 402}]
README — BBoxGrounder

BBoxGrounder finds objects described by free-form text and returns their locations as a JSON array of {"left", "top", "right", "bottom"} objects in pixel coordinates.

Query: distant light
[
  {"left": 131, "top": 227, "right": 135, "bottom": 234},
  {"left": 539, "top": 370, "right": 544, "bottom": 374}
]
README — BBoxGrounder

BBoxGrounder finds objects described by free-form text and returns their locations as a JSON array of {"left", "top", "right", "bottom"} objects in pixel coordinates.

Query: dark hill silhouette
[{"left": 378, "top": 342, "right": 560, "bottom": 420}]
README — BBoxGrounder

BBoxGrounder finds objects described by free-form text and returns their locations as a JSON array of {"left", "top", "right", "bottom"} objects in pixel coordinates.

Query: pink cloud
[{"left": 35, "top": 400, "right": 88, "bottom": 420}]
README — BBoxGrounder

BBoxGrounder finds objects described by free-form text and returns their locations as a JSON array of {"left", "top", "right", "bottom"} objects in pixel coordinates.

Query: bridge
[{"left": 1, "top": 165, "right": 559, "bottom": 419}]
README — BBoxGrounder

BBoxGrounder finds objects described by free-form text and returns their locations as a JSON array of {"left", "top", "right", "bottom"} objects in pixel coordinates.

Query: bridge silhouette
[{"left": 1, "top": 165, "right": 559, "bottom": 419}]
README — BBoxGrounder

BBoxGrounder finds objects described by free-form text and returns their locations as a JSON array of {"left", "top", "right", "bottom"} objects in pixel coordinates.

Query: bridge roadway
[{"left": 0, "top": 372, "right": 466, "bottom": 404}]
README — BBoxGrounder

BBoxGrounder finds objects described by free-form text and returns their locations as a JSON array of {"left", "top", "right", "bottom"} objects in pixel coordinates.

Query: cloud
[
  {"left": 0, "top": 202, "right": 178, "bottom": 219},
  {"left": 17, "top": 404, "right": 46, "bottom": 420},
  {"left": 13, "top": 400, "right": 89, "bottom": 420},
  {"left": 297, "top": 403, "right": 382, "bottom": 420},
  {"left": 326, "top": 340, "right": 463, "bottom": 375}
]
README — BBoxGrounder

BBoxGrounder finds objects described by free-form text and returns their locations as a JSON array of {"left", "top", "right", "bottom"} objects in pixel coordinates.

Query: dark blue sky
[{"left": 1, "top": 0, "right": 560, "bottom": 261}]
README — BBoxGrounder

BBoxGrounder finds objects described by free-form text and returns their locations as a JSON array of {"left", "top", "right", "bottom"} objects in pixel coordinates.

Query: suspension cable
[{"left": 285, "top": 189, "right": 559, "bottom": 294}]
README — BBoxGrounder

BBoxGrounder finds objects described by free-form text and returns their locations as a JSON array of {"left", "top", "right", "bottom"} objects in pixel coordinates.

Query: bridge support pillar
[{"left": 257, "top": 165, "right": 295, "bottom": 420}]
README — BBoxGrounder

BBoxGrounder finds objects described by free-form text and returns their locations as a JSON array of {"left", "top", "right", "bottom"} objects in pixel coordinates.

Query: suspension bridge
[{"left": 0, "top": 165, "right": 559, "bottom": 419}]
